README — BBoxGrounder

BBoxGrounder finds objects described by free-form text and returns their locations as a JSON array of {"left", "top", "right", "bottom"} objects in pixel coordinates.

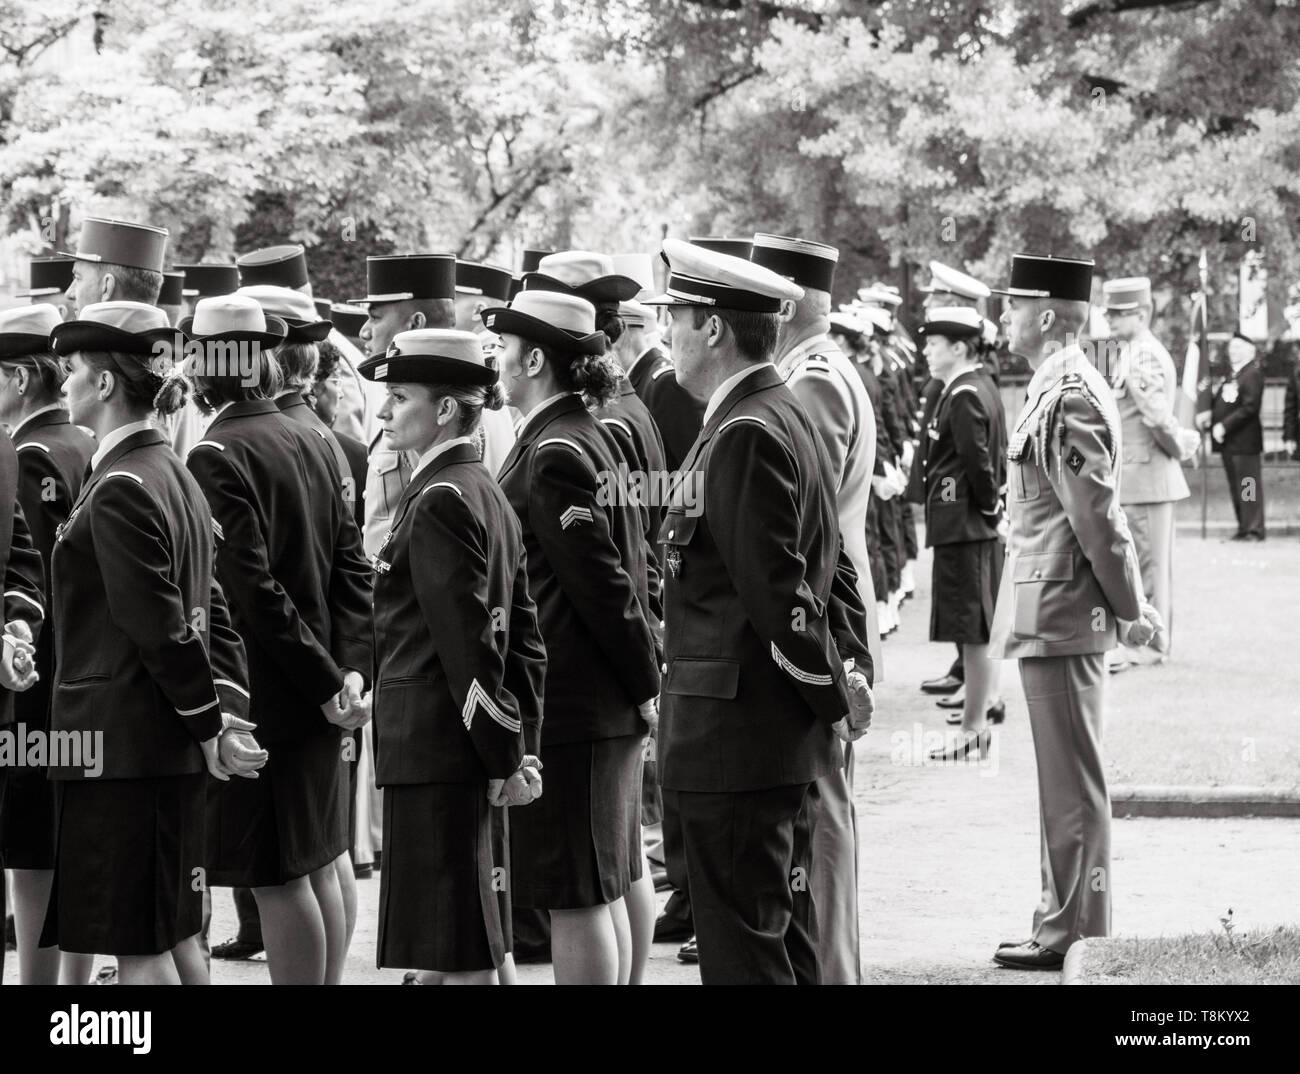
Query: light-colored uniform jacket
[
  {"left": 1111, "top": 328, "right": 1189, "bottom": 505},
  {"left": 777, "top": 332, "right": 883, "bottom": 677},
  {"left": 989, "top": 346, "right": 1146, "bottom": 659}
]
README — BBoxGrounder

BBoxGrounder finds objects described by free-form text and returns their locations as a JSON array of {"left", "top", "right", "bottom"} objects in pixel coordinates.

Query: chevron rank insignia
[
  {"left": 1065, "top": 446, "right": 1085, "bottom": 475},
  {"left": 560, "top": 505, "right": 593, "bottom": 529}
]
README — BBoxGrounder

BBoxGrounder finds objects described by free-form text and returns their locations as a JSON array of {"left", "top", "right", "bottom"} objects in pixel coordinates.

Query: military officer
[
  {"left": 1102, "top": 276, "right": 1199, "bottom": 668},
  {"left": 911, "top": 262, "right": 996, "bottom": 703},
  {"left": 454, "top": 260, "right": 514, "bottom": 334},
  {"left": 15, "top": 256, "right": 75, "bottom": 320},
  {"left": 989, "top": 254, "right": 1162, "bottom": 971},
  {"left": 914, "top": 306, "right": 1008, "bottom": 753},
  {"left": 63, "top": 217, "right": 169, "bottom": 314},
  {"left": 749, "top": 231, "right": 880, "bottom": 985},
  {"left": 1199, "top": 331, "right": 1266, "bottom": 541},
  {"left": 648, "top": 239, "right": 873, "bottom": 985}
]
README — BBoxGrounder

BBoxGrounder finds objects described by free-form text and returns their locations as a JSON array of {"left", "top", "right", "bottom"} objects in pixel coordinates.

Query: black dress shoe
[
  {"left": 920, "top": 673, "right": 963, "bottom": 695},
  {"left": 676, "top": 937, "right": 698, "bottom": 964},
  {"left": 211, "top": 937, "right": 265, "bottom": 961},
  {"left": 993, "top": 941, "right": 1064, "bottom": 970},
  {"left": 353, "top": 862, "right": 374, "bottom": 879},
  {"left": 998, "top": 938, "right": 1031, "bottom": 949},
  {"left": 653, "top": 910, "right": 695, "bottom": 943}
]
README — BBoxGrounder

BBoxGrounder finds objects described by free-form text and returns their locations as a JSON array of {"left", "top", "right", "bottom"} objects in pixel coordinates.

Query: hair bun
[{"left": 483, "top": 381, "right": 506, "bottom": 412}]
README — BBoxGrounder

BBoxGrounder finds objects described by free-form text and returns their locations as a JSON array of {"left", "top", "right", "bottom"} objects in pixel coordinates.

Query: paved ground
[{"left": 7, "top": 536, "right": 1297, "bottom": 985}]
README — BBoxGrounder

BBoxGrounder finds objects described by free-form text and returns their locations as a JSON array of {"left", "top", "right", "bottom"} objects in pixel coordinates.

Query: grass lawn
[
  {"left": 1103, "top": 533, "right": 1300, "bottom": 788},
  {"left": 1079, "top": 925, "right": 1300, "bottom": 984}
]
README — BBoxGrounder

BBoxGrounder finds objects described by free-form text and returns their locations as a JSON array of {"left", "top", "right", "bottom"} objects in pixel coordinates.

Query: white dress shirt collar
[
  {"left": 90, "top": 419, "right": 155, "bottom": 472},
  {"left": 703, "top": 362, "right": 771, "bottom": 428}
]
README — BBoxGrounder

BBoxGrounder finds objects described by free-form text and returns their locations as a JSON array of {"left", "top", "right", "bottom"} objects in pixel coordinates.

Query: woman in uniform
[
  {"left": 41, "top": 301, "right": 262, "bottom": 985},
  {"left": 0, "top": 304, "right": 95, "bottom": 984},
  {"left": 360, "top": 328, "right": 544, "bottom": 985},
  {"left": 482, "top": 290, "right": 659, "bottom": 986},
  {"left": 181, "top": 295, "right": 373, "bottom": 986}
]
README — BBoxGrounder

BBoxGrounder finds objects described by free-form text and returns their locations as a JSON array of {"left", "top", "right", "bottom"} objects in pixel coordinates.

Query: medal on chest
[
  {"left": 1222, "top": 382, "right": 1238, "bottom": 404},
  {"left": 665, "top": 546, "right": 682, "bottom": 578}
]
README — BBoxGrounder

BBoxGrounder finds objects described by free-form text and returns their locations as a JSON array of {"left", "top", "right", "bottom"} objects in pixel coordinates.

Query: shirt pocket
[
  {"left": 367, "top": 450, "right": 406, "bottom": 517},
  {"left": 1011, "top": 551, "right": 1077, "bottom": 642},
  {"left": 1007, "top": 433, "right": 1040, "bottom": 502}
]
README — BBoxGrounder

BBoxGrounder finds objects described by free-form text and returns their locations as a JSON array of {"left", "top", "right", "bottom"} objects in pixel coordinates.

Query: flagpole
[{"left": 1199, "top": 249, "right": 1209, "bottom": 540}]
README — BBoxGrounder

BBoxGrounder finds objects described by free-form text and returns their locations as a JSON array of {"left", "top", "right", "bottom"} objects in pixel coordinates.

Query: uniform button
[
  {"left": 668, "top": 530, "right": 674, "bottom": 538},
  {"left": 1033, "top": 569, "right": 1043, "bottom": 579}
]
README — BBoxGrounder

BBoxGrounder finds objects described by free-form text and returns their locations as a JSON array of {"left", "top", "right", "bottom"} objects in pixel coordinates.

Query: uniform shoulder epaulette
[
  {"left": 949, "top": 384, "right": 979, "bottom": 400},
  {"left": 103, "top": 470, "right": 145, "bottom": 485},
  {"left": 188, "top": 439, "right": 226, "bottom": 455},
  {"left": 537, "top": 437, "right": 583, "bottom": 455},
  {"left": 423, "top": 480, "right": 463, "bottom": 498},
  {"left": 313, "top": 428, "right": 328, "bottom": 440},
  {"left": 802, "top": 360, "right": 833, "bottom": 374},
  {"left": 650, "top": 365, "right": 675, "bottom": 381},
  {"left": 719, "top": 415, "right": 767, "bottom": 434},
  {"left": 16, "top": 441, "right": 50, "bottom": 454},
  {"left": 600, "top": 417, "right": 634, "bottom": 440}
]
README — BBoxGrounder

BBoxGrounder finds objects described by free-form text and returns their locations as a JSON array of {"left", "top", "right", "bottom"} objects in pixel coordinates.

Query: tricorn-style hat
[
  {"left": 750, "top": 233, "right": 839, "bottom": 293},
  {"left": 527, "top": 251, "right": 641, "bottom": 304},
  {"left": 158, "top": 271, "right": 185, "bottom": 308},
  {"left": 646, "top": 238, "right": 802, "bottom": 313},
  {"left": 50, "top": 301, "right": 175, "bottom": 356},
  {"left": 359, "top": 329, "right": 497, "bottom": 387},
  {"left": 236, "top": 244, "right": 309, "bottom": 289},
  {"left": 857, "top": 283, "right": 903, "bottom": 308},
  {"left": 314, "top": 299, "right": 333, "bottom": 322},
  {"left": 15, "top": 255, "right": 74, "bottom": 298},
  {"left": 455, "top": 260, "right": 513, "bottom": 302},
  {"left": 915, "top": 305, "right": 984, "bottom": 341},
  {"left": 611, "top": 254, "right": 657, "bottom": 300},
  {"left": 480, "top": 290, "right": 607, "bottom": 356},
  {"left": 330, "top": 303, "right": 368, "bottom": 339},
  {"left": 178, "top": 294, "right": 288, "bottom": 350},
  {"left": 918, "top": 261, "right": 990, "bottom": 301},
  {"left": 0, "top": 305, "right": 63, "bottom": 357},
  {"left": 237, "top": 284, "right": 331, "bottom": 343},
  {"left": 351, "top": 254, "right": 456, "bottom": 306},
  {"left": 1102, "top": 276, "right": 1151, "bottom": 311},
  {"left": 62, "top": 217, "right": 169, "bottom": 274},
  {"left": 689, "top": 237, "right": 753, "bottom": 260},
  {"left": 992, "top": 254, "right": 1094, "bottom": 302},
  {"left": 177, "top": 262, "right": 240, "bottom": 299},
  {"left": 520, "top": 248, "right": 553, "bottom": 274}
]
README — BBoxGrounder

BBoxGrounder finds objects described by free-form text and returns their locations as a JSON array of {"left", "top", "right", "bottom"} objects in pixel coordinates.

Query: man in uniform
[
  {"left": 910, "top": 262, "right": 993, "bottom": 700},
  {"left": 649, "top": 238, "right": 874, "bottom": 985},
  {"left": 15, "top": 256, "right": 74, "bottom": 320},
  {"left": 454, "top": 260, "right": 514, "bottom": 334},
  {"left": 236, "top": 244, "right": 374, "bottom": 444},
  {"left": 749, "top": 231, "right": 880, "bottom": 984},
  {"left": 1199, "top": 331, "right": 1266, "bottom": 541},
  {"left": 989, "top": 254, "right": 1162, "bottom": 970},
  {"left": 63, "top": 217, "right": 168, "bottom": 314},
  {"left": 1102, "top": 277, "right": 1199, "bottom": 669}
]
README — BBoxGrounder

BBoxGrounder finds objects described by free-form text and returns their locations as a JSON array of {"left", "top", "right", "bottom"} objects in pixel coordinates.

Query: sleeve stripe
[
  {"left": 176, "top": 698, "right": 220, "bottom": 717},
  {"left": 104, "top": 470, "right": 144, "bottom": 485},
  {"left": 651, "top": 365, "right": 673, "bottom": 380},
  {"left": 214, "top": 678, "right": 250, "bottom": 699},
  {"left": 462, "top": 679, "right": 522, "bottom": 734},
  {"left": 4, "top": 591, "right": 43, "bottom": 615},
  {"left": 424, "top": 481, "right": 463, "bottom": 497},
  {"left": 770, "top": 642, "right": 833, "bottom": 686},
  {"left": 719, "top": 415, "right": 768, "bottom": 433},
  {"left": 950, "top": 385, "right": 979, "bottom": 398},
  {"left": 16, "top": 442, "right": 51, "bottom": 453},
  {"left": 537, "top": 438, "right": 584, "bottom": 455},
  {"left": 188, "top": 440, "right": 226, "bottom": 455},
  {"left": 600, "top": 418, "right": 635, "bottom": 439}
]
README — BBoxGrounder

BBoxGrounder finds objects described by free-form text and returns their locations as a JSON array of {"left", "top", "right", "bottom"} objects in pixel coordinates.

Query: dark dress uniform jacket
[
  {"left": 49, "top": 429, "right": 250, "bottom": 779},
  {"left": 922, "top": 369, "right": 1007, "bottom": 546},
  {"left": 629, "top": 348, "right": 705, "bottom": 472},
  {"left": 0, "top": 429, "right": 46, "bottom": 726},
  {"left": 186, "top": 400, "right": 373, "bottom": 745},
  {"left": 657, "top": 364, "right": 873, "bottom": 793},
  {"left": 497, "top": 393, "right": 659, "bottom": 746},
  {"left": 371, "top": 440, "right": 546, "bottom": 784},
  {"left": 1211, "top": 358, "right": 1264, "bottom": 455},
  {"left": 9, "top": 410, "right": 94, "bottom": 734},
  {"left": 278, "top": 391, "right": 359, "bottom": 512}
]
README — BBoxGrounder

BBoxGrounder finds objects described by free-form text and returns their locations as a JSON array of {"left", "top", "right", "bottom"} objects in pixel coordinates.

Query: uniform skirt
[
  {"left": 509, "top": 733, "right": 644, "bottom": 910},
  {"left": 40, "top": 772, "right": 206, "bottom": 955},
  {"left": 206, "top": 728, "right": 347, "bottom": 888},
  {"left": 377, "top": 783, "right": 510, "bottom": 973},
  {"left": 0, "top": 763, "right": 57, "bottom": 869},
  {"left": 930, "top": 537, "right": 1004, "bottom": 644}
]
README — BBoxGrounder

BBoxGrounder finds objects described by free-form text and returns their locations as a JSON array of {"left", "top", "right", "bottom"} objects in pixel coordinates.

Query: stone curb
[
  {"left": 1061, "top": 939, "right": 1088, "bottom": 985},
  {"left": 1111, "top": 785, "right": 1300, "bottom": 818}
]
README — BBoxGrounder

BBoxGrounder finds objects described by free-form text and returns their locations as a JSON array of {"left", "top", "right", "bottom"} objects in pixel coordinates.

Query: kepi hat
[
  {"left": 351, "top": 254, "right": 456, "bottom": 306},
  {"left": 15, "top": 256, "right": 74, "bottom": 298},
  {"left": 236, "top": 244, "right": 309, "bottom": 289},
  {"left": 1102, "top": 276, "right": 1152, "bottom": 312},
  {"left": 750, "top": 233, "right": 838, "bottom": 293},
  {"left": 992, "top": 254, "right": 1094, "bottom": 302},
  {"left": 62, "top": 217, "right": 169, "bottom": 274},
  {"left": 177, "top": 263, "right": 240, "bottom": 299}
]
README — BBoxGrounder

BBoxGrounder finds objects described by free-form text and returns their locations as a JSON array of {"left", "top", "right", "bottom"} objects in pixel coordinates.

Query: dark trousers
[
  {"left": 234, "top": 886, "right": 262, "bottom": 945},
  {"left": 658, "top": 791, "right": 693, "bottom": 926},
  {"left": 1222, "top": 452, "right": 1265, "bottom": 537},
  {"left": 899, "top": 500, "right": 919, "bottom": 560},
  {"left": 877, "top": 498, "right": 902, "bottom": 595},
  {"left": 864, "top": 497, "right": 888, "bottom": 603},
  {"left": 665, "top": 783, "right": 819, "bottom": 985}
]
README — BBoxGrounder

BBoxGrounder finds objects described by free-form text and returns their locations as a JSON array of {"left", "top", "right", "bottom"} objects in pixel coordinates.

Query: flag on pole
[{"left": 1178, "top": 288, "right": 1207, "bottom": 427}]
